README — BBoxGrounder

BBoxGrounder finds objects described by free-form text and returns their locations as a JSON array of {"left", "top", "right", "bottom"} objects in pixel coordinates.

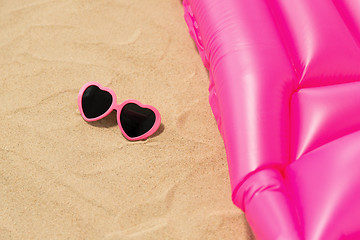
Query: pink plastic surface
[
  {"left": 78, "top": 82, "right": 161, "bottom": 141},
  {"left": 183, "top": 0, "right": 360, "bottom": 239}
]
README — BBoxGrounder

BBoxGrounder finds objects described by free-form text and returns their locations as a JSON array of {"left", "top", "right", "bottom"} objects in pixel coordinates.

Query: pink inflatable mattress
[{"left": 183, "top": 0, "right": 360, "bottom": 239}]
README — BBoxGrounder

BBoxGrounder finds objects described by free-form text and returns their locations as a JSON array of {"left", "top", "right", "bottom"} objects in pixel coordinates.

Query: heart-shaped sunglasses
[{"left": 78, "top": 82, "right": 161, "bottom": 141}]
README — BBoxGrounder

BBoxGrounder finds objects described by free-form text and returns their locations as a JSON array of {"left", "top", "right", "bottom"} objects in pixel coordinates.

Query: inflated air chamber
[{"left": 183, "top": 0, "right": 360, "bottom": 239}]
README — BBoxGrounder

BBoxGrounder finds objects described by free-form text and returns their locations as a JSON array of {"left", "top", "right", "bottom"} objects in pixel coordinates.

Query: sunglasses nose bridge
[{"left": 113, "top": 102, "right": 124, "bottom": 112}]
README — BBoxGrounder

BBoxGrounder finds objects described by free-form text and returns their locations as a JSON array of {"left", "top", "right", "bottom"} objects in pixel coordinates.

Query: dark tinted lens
[
  {"left": 82, "top": 85, "right": 113, "bottom": 119},
  {"left": 120, "top": 103, "right": 156, "bottom": 138}
]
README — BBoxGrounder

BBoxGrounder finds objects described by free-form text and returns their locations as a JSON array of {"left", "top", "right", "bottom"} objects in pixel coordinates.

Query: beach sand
[{"left": 0, "top": 1, "right": 254, "bottom": 239}]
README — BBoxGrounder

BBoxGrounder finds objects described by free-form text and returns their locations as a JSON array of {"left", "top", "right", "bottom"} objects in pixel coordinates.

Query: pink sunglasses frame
[{"left": 78, "top": 82, "right": 161, "bottom": 141}]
